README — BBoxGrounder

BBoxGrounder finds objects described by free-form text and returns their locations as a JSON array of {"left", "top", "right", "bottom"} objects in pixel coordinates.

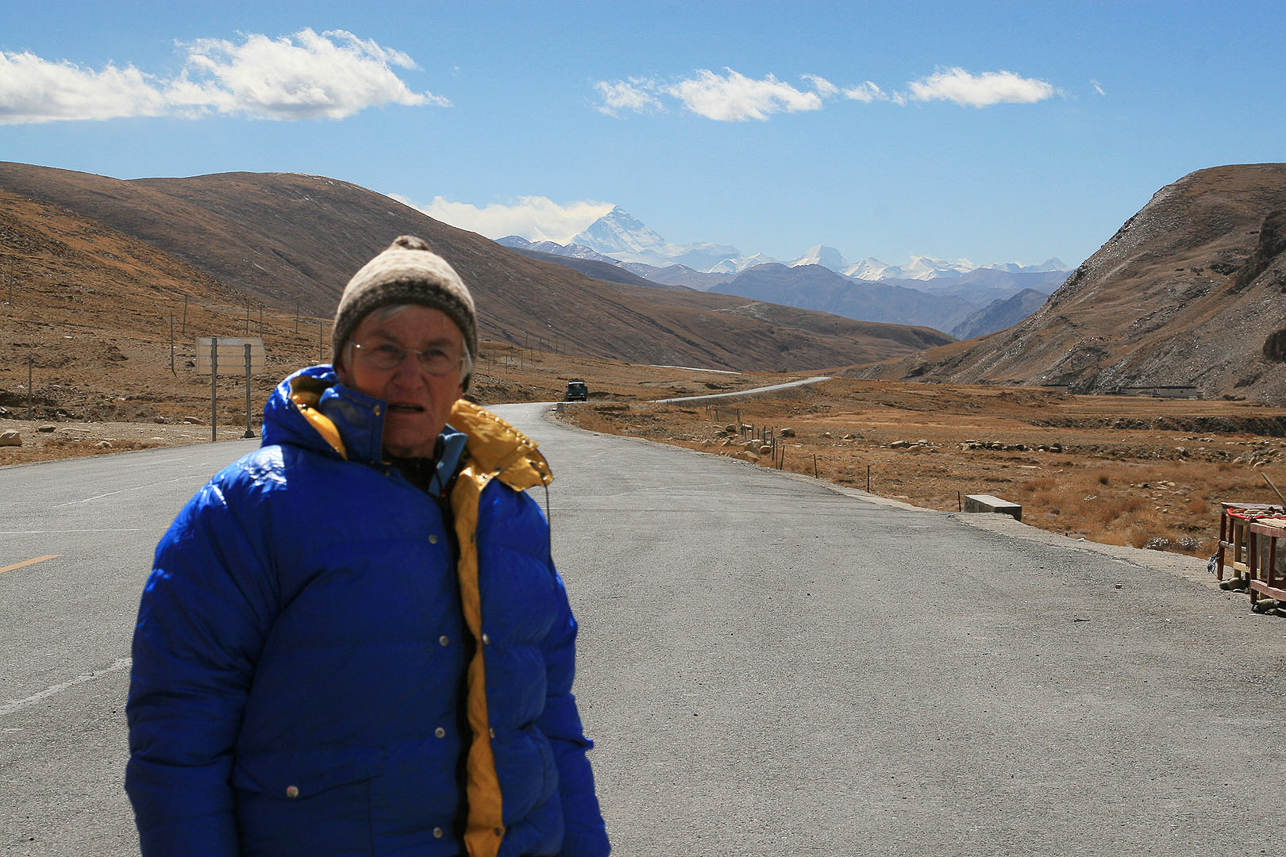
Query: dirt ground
[{"left": 4, "top": 340, "right": 1285, "bottom": 562}]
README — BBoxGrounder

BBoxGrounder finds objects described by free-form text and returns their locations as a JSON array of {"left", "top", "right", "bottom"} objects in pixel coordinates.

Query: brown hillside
[
  {"left": 0, "top": 162, "right": 949, "bottom": 373},
  {"left": 855, "top": 164, "right": 1286, "bottom": 403}
]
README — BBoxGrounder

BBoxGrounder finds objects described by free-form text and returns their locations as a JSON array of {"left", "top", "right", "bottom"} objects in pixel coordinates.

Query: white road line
[
  {"left": 0, "top": 657, "right": 132, "bottom": 717},
  {"left": 0, "top": 529, "right": 145, "bottom": 535},
  {"left": 53, "top": 474, "right": 207, "bottom": 507}
]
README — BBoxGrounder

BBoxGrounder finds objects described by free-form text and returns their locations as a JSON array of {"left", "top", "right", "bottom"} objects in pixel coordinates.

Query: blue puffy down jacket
[{"left": 125, "top": 365, "right": 609, "bottom": 857}]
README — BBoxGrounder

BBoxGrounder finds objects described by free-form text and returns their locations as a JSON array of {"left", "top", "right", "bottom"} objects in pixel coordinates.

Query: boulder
[
  {"left": 0, "top": 430, "right": 21, "bottom": 447},
  {"left": 37, "top": 425, "right": 56, "bottom": 433}
]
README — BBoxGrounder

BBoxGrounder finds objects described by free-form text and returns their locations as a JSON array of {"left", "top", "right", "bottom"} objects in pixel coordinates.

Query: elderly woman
[{"left": 125, "top": 237, "right": 610, "bottom": 857}]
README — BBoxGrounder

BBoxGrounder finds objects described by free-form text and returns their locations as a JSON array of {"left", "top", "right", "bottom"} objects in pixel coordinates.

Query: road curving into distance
[{"left": 650, "top": 374, "right": 832, "bottom": 404}]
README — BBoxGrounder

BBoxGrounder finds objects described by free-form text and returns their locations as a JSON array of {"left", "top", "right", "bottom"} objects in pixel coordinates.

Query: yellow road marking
[{"left": 0, "top": 555, "right": 61, "bottom": 575}]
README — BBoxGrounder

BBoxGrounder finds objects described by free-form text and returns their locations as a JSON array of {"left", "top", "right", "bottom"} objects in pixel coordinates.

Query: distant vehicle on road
[{"left": 565, "top": 379, "right": 588, "bottom": 401}]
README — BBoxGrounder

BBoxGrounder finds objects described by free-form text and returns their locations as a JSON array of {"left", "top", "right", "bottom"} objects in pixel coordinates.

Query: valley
[{"left": 2, "top": 161, "right": 1285, "bottom": 563}]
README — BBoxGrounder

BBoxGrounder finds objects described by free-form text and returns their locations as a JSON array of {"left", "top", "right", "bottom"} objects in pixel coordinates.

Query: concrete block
[{"left": 964, "top": 494, "right": 1022, "bottom": 521}]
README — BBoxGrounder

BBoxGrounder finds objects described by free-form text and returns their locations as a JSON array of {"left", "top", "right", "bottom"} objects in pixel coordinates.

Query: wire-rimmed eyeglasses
[{"left": 351, "top": 340, "right": 467, "bottom": 376}]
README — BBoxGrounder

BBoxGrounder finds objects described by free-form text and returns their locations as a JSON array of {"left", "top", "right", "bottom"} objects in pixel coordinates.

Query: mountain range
[
  {"left": 499, "top": 210, "right": 1068, "bottom": 283},
  {"left": 2, "top": 160, "right": 1282, "bottom": 404},
  {"left": 0, "top": 162, "right": 952, "bottom": 375},
  {"left": 500, "top": 223, "right": 1070, "bottom": 337}
]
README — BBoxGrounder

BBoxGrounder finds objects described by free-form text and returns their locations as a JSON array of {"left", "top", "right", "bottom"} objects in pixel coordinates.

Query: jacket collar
[
  {"left": 262, "top": 365, "right": 553, "bottom": 490},
  {"left": 449, "top": 399, "right": 552, "bottom": 492}
]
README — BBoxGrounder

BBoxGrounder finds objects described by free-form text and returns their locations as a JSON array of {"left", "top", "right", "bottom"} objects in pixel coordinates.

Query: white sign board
[{"left": 195, "top": 337, "right": 267, "bottom": 376}]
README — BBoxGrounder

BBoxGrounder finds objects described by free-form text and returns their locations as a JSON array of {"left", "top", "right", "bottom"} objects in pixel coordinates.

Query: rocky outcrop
[{"left": 1236, "top": 210, "right": 1286, "bottom": 292}]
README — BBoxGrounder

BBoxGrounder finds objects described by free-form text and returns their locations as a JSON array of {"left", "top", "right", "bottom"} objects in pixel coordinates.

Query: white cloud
[
  {"left": 593, "top": 78, "right": 663, "bottom": 116},
  {"left": 1091, "top": 79, "right": 1106, "bottom": 97},
  {"left": 802, "top": 74, "right": 839, "bottom": 99},
  {"left": 0, "top": 28, "right": 449, "bottom": 124},
  {"left": 593, "top": 66, "right": 1059, "bottom": 120},
  {"left": 394, "top": 194, "right": 614, "bottom": 244},
  {"left": 663, "top": 68, "right": 827, "bottom": 121},
  {"left": 171, "top": 29, "right": 449, "bottom": 119},
  {"left": 0, "top": 52, "right": 168, "bottom": 123},
  {"left": 842, "top": 81, "right": 891, "bottom": 104},
  {"left": 906, "top": 68, "right": 1058, "bottom": 108}
]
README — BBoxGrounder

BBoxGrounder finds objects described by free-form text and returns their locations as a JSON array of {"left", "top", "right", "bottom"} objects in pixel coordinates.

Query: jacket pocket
[
  {"left": 233, "top": 747, "right": 385, "bottom": 857},
  {"left": 233, "top": 746, "right": 384, "bottom": 799}
]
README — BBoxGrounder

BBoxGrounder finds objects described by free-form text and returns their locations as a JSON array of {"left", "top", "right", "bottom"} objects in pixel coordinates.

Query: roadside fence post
[
  {"left": 211, "top": 338, "right": 218, "bottom": 443},
  {"left": 243, "top": 343, "right": 255, "bottom": 439}
]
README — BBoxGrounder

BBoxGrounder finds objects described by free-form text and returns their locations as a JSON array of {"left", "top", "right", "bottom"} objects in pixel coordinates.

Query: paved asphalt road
[{"left": 2, "top": 403, "right": 1285, "bottom": 856}]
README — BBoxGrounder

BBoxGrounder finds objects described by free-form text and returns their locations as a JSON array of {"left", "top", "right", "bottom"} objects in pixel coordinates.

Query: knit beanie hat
[{"left": 332, "top": 236, "right": 478, "bottom": 382}]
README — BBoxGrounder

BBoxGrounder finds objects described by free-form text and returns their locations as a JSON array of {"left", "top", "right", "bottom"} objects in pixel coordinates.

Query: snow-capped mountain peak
[
  {"left": 789, "top": 245, "right": 849, "bottom": 272},
  {"left": 979, "top": 257, "right": 1069, "bottom": 274},
  {"left": 570, "top": 207, "right": 755, "bottom": 272},
  {"left": 844, "top": 257, "right": 894, "bottom": 280},
  {"left": 571, "top": 206, "right": 668, "bottom": 256}
]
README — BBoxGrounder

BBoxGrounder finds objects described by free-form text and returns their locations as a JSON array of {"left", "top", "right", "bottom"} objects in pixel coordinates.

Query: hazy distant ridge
[{"left": 500, "top": 211, "right": 1070, "bottom": 336}]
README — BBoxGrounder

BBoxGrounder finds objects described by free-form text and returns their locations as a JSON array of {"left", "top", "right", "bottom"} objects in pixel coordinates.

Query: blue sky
[{"left": 1, "top": 1, "right": 1281, "bottom": 270}]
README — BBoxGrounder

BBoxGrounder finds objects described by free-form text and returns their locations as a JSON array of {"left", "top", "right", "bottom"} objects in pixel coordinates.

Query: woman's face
[{"left": 335, "top": 305, "right": 466, "bottom": 458}]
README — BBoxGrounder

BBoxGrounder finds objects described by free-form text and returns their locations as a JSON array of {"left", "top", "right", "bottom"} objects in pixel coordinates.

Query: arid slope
[
  {"left": 0, "top": 162, "right": 950, "bottom": 373},
  {"left": 854, "top": 164, "right": 1286, "bottom": 404}
]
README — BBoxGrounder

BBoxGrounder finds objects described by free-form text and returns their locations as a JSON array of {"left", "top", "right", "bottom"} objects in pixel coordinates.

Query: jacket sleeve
[
  {"left": 538, "top": 570, "right": 611, "bottom": 857},
  {"left": 125, "top": 470, "right": 280, "bottom": 857}
]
